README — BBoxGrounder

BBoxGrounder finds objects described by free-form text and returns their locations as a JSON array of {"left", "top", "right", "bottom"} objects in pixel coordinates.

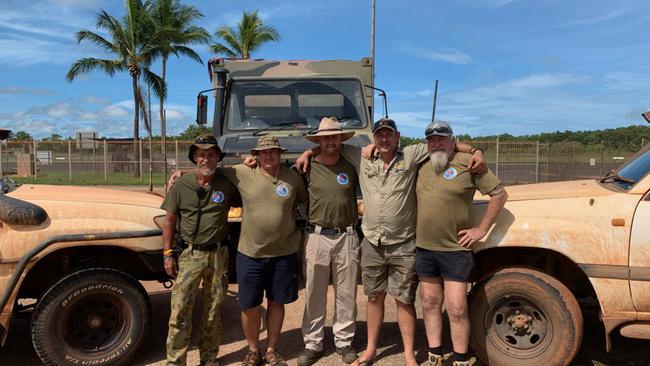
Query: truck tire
[
  {"left": 31, "top": 268, "right": 151, "bottom": 366},
  {"left": 469, "top": 267, "right": 583, "bottom": 366}
]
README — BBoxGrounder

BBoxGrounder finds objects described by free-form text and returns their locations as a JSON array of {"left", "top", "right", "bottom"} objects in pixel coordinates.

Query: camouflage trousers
[{"left": 166, "top": 245, "right": 229, "bottom": 366}]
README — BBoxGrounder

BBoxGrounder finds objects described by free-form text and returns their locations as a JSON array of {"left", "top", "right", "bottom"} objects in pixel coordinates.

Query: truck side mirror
[
  {"left": 642, "top": 111, "right": 650, "bottom": 124},
  {"left": 196, "top": 94, "right": 208, "bottom": 125}
]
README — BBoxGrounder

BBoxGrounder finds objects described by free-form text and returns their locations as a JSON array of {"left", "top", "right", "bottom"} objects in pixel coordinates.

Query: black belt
[
  {"left": 180, "top": 241, "right": 226, "bottom": 251},
  {"left": 305, "top": 222, "right": 348, "bottom": 236}
]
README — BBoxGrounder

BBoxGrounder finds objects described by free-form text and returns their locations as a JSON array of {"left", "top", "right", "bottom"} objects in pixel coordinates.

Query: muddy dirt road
[{"left": 0, "top": 283, "right": 647, "bottom": 365}]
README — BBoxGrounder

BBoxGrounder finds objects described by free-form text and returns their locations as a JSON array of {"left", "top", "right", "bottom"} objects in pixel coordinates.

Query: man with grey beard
[
  {"left": 162, "top": 134, "right": 240, "bottom": 366},
  {"left": 415, "top": 121, "right": 508, "bottom": 366}
]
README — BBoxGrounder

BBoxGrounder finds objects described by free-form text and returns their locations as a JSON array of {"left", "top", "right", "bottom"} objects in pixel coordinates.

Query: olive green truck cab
[{"left": 196, "top": 57, "right": 377, "bottom": 161}]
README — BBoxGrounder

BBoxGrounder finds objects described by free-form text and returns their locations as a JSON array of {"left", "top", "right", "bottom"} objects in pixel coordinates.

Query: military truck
[{"left": 196, "top": 57, "right": 378, "bottom": 162}]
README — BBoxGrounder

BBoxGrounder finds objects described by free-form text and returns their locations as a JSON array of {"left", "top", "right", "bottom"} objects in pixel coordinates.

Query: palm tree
[
  {"left": 150, "top": 0, "right": 209, "bottom": 182},
  {"left": 210, "top": 10, "right": 280, "bottom": 59},
  {"left": 66, "top": 0, "right": 165, "bottom": 176}
]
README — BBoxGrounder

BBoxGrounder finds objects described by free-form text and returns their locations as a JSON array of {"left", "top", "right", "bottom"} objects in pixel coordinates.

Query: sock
[
  {"left": 429, "top": 346, "right": 443, "bottom": 356},
  {"left": 453, "top": 351, "right": 468, "bottom": 362}
]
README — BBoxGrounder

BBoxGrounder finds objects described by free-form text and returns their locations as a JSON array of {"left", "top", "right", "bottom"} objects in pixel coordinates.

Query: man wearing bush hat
[
  {"left": 297, "top": 117, "right": 361, "bottom": 366},
  {"left": 162, "top": 134, "right": 238, "bottom": 366}
]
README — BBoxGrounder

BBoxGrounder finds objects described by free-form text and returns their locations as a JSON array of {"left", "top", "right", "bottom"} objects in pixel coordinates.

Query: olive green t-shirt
[
  {"left": 161, "top": 172, "right": 239, "bottom": 246},
  {"left": 306, "top": 156, "right": 358, "bottom": 228},
  {"left": 221, "top": 164, "right": 308, "bottom": 258},
  {"left": 416, "top": 153, "right": 501, "bottom": 251}
]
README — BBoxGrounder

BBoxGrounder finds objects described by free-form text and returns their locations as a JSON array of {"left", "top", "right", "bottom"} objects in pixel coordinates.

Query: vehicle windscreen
[
  {"left": 225, "top": 79, "right": 367, "bottom": 131},
  {"left": 612, "top": 148, "right": 650, "bottom": 190}
]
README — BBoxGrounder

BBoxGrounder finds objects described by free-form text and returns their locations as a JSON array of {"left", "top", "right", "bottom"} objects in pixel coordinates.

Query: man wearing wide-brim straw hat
[
  {"left": 168, "top": 134, "right": 308, "bottom": 366},
  {"left": 296, "top": 119, "right": 487, "bottom": 366},
  {"left": 293, "top": 117, "right": 361, "bottom": 366}
]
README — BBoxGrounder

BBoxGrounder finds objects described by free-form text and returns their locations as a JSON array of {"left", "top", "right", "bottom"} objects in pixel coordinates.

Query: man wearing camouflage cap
[
  {"left": 162, "top": 134, "right": 240, "bottom": 366},
  {"left": 416, "top": 121, "right": 507, "bottom": 366}
]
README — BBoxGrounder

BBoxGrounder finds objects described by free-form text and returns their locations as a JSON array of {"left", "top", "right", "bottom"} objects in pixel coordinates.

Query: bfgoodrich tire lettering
[
  {"left": 469, "top": 267, "right": 583, "bottom": 366},
  {"left": 31, "top": 268, "right": 151, "bottom": 366}
]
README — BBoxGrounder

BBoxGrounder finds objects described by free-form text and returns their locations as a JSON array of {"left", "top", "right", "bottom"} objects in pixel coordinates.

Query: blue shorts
[
  {"left": 415, "top": 248, "right": 474, "bottom": 282},
  {"left": 236, "top": 252, "right": 299, "bottom": 309}
]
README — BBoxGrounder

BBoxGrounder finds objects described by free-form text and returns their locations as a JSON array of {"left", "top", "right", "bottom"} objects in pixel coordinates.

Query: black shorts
[
  {"left": 236, "top": 252, "right": 299, "bottom": 309},
  {"left": 415, "top": 248, "right": 474, "bottom": 282}
]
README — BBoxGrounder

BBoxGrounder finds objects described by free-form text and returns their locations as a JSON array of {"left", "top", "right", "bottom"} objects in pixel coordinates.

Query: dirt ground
[{"left": 0, "top": 282, "right": 648, "bottom": 366}]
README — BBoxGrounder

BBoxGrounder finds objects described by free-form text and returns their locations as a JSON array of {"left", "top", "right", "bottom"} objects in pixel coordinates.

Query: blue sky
[{"left": 1, "top": 0, "right": 649, "bottom": 139}]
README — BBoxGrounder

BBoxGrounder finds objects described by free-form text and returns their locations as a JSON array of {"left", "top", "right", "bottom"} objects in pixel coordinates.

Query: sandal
[{"left": 264, "top": 349, "right": 288, "bottom": 366}]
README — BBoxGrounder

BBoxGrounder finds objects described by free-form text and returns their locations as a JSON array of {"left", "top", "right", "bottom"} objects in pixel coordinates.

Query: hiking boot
[
  {"left": 264, "top": 350, "right": 288, "bottom": 366},
  {"left": 427, "top": 352, "right": 444, "bottom": 366},
  {"left": 452, "top": 357, "right": 477, "bottom": 366},
  {"left": 297, "top": 348, "right": 323, "bottom": 366},
  {"left": 241, "top": 350, "right": 262, "bottom": 366},
  {"left": 336, "top": 346, "right": 358, "bottom": 364}
]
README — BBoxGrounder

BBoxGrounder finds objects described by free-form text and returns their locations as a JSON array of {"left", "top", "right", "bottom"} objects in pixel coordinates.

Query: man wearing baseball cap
[
  {"left": 296, "top": 118, "right": 486, "bottom": 366},
  {"left": 296, "top": 117, "right": 361, "bottom": 366},
  {"left": 162, "top": 134, "right": 239, "bottom": 366},
  {"left": 416, "top": 121, "right": 507, "bottom": 366}
]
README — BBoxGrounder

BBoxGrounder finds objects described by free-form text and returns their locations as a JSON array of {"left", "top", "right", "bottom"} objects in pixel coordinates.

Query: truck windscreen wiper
[
  {"left": 599, "top": 170, "right": 636, "bottom": 184},
  {"left": 252, "top": 122, "right": 311, "bottom": 136}
]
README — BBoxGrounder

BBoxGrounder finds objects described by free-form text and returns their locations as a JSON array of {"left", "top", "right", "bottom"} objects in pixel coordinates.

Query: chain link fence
[{"left": 0, "top": 138, "right": 640, "bottom": 186}]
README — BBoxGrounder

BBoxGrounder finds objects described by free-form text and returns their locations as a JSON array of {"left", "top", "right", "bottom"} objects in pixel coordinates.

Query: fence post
[
  {"left": 495, "top": 136, "right": 500, "bottom": 178},
  {"left": 104, "top": 139, "right": 108, "bottom": 182},
  {"left": 0, "top": 141, "right": 3, "bottom": 177},
  {"left": 535, "top": 141, "right": 540, "bottom": 183},
  {"left": 175, "top": 139, "right": 179, "bottom": 171},
  {"left": 139, "top": 138, "right": 143, "bottom": 181},
  {"left": 600, "top": 142, "right": 604, "bottom": 176},
  {"left": 546, "top": 143, "right": 550, "bottom": 182},
  {"left": 33, "top": 140, "right": 38, "bottom": 179},
  {"left": 68, "top": 139, "right": 72, "bottom": 181}
]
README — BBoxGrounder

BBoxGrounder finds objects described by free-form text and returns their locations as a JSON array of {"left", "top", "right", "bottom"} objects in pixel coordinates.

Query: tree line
[{"left": 401, "top": 124, "right": 650, "bottom": 151}]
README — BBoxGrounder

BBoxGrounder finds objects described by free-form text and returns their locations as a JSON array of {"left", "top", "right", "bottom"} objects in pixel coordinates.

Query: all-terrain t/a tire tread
[
  {"left": 31, "top": 267, "right": 151, "bottom": 366},
  {"left": 470, "top": 267, "right": 583, "bottom": 366}
]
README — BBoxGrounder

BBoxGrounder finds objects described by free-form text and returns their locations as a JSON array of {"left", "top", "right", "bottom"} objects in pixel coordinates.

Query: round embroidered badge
[
  {"left": 443, "top": 167, "right": 458, "bottom": 180},
  {"left": 211, "top": 191, "right": 224, "bottom": 203},
  {"left": 276, "top": 184, "right": 289, "bottom": 197},
  {"left": 336, "top": 173, "right": 349, "bottom": 185}
]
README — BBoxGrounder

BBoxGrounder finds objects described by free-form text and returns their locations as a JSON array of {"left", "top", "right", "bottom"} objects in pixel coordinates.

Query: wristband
[
  {"left": 163, "top": 248, "right": 173, "bottom": 255},
  {"left": 163, "top": 255, "right": 174, "bottom": 260}
]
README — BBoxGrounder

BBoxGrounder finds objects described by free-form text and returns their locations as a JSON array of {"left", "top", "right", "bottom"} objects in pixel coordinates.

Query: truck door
[{"left": 630, "top": 191, "right": 650, "bottom": 313}]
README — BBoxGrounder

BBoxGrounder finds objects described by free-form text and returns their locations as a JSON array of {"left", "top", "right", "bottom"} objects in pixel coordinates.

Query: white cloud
[
  {"left": 398, "top": 46, "right": 472, "bottom": 65},
  {"left": 82, "top": 96, "right": 110, "bottom": 105}
]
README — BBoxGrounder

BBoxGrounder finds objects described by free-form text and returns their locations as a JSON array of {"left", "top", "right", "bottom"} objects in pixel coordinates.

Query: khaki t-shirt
[
  {"left": 221, "top": 164, "right": 308, "bottom": 258},
  {"left": 161, "top": 172, "right": 239, "bottom": 246},
  {"left": 306, "top": 156, "right": 358, "bottom": 228},
  {"left": 416, "top": 153, "right": 501, "bottom": 251}
]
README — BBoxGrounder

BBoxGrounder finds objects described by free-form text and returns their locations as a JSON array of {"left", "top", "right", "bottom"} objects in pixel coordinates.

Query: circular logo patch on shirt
[
  {"left": 443, "top": 167, "right": 458, "bottom": 180},
  {"left": 336, "top": 173, "right": 350, "bottom": 185},
  {"left": 211, "top": 191, "right": 225, "bottom": 203},
  {"left": 276, "top": 184, "right": 289, "bottom": 197}
]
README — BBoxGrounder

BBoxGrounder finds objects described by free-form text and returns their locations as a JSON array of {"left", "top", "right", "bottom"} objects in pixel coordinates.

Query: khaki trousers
[{"left": 301, "top": 225, "right": 360, "bottom": 351}]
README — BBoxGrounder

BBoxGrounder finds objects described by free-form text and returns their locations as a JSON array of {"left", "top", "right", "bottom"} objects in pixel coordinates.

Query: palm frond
[{"left": 66, "top": 58, "right": 123, "bottom": 81}]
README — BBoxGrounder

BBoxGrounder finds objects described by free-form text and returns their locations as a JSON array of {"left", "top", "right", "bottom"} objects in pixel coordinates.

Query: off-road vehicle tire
[
  {"left": 469, "top": 267, "right": 583, "bottom": 366},
  {"left": 31, "top": 268, "right": 151, "bottom": 366}
]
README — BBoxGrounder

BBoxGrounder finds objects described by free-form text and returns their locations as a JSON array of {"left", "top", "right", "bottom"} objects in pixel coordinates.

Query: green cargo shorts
[{"left": 360, "top": 238, "right": 418, "bottom": 304}]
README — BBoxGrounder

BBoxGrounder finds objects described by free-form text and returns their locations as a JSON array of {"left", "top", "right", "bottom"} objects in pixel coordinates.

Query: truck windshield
[
  {"left": 225, "top": 79, "right": 368, "bottom": 131},
  {"left": 610, "top": 148, "right": 650, "bottom": 190}
]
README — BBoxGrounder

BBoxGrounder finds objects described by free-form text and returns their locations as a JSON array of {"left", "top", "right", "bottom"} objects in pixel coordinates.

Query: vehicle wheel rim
[
  {"left": 487, "top": 295, "right": 551, "bottom": 357},
  {"left": 62, "top": 295, "right": 127, "bottom": 352}
]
